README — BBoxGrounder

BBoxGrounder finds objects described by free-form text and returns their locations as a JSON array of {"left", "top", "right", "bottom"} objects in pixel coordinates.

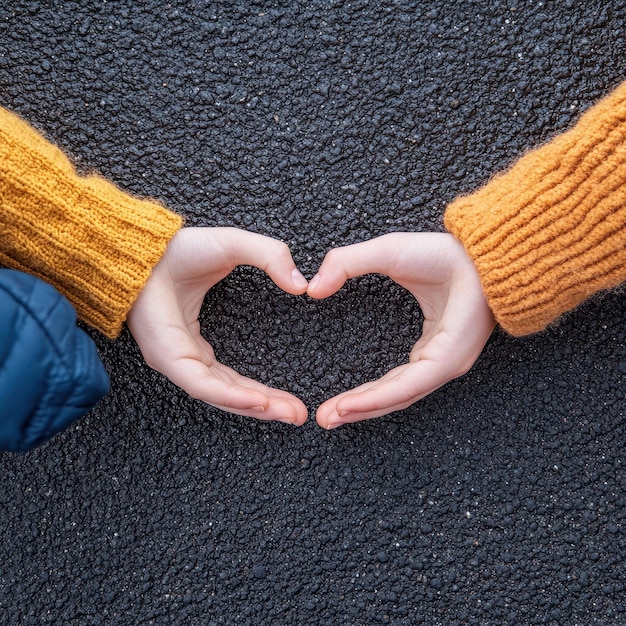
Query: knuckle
[
  {"left": 141, "top": 352, "right": 159, "bottom": 371},
  {"left": 454, "top": 359, "right": 474, "bottom": 378},
  {"left": 276, "top": 241, "right": 291, "bottom": 256},
  {"left": 272, "top": 241, "right": 291, "bottom": 262},
  {"left": 324, "top": 248, "right": 342, "bottom": 265}
]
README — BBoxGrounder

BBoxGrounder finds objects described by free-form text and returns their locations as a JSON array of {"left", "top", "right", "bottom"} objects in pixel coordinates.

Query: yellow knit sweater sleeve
[
  {"left": 0, "top": 107, "right": 183, "bottom": 338},
  {"left": 445, "top": 81, "right": 626, "bottom": 336}
]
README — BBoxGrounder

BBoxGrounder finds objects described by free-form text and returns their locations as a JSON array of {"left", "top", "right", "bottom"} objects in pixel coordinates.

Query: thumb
[
  {"left": 307, "top": 234, "right": 404, "bottom": 299},
  {"left": 218, "top": 228, "right": 308, "bottom": 295}
]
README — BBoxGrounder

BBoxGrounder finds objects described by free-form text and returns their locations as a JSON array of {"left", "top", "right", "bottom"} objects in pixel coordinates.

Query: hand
[
  {"left": 126, "top": 227, "right": 309, "bottom": 425},
  {"left": 307, "top": 232, "right": 496, "bottom": 429}
]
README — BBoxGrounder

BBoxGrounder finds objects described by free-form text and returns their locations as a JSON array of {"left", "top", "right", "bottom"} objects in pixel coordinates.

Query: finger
[
  {"left": 315, "top": 362, "right": 414, "bottom": 428},
  {"left": 160, "top": 348, "right": 307, "bottom": 426},
  {"left": 165, "top": 357, "right": 308, "bottom": 425},
  {"left": 337, "top": 361, "right": 450, "bottom": 414},
  {"left": 144, "top": 323, "right": 308, "bottom": 424},
  {"left": 316, "top": 360, "right": 451, "bottom": 428},
  {"left": 212, "top": 392, "right": 308, "bottom": 426},
  {"left": 138, "top": 325, "right": 269, "bottom": 410},
  {"left": 159, "top": 356, "right": 271, "bottom": 411},
  {"left": 203, "top": 360, "right": 308, "bottom": 425},
  {"left": 315, "top": 376, "right": 403, "bottom": 429},
  {"left": 318, "top": 401, "right": 414, "bottom": 429},
  {"left": 307, "top": 234, "right": 409, "bottom": 299},
  {"left": 217, "top": 228, "right": 308, "bottom": 295}
]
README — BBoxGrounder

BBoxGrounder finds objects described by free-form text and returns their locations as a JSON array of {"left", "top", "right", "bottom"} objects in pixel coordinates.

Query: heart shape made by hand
[
  {"left": 204, "top": 267, "right": 419, "bottom": 416},
  {"left": 127, "top": 228, "right": 495, "bottom": 430}
]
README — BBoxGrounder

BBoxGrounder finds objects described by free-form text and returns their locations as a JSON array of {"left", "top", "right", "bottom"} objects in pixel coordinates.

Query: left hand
[
  {"left": 307, "top": 232, "right": 496, "bottom": 429},
  {"left": 127, "top": 227, "right": 309, "bottom": 425}
]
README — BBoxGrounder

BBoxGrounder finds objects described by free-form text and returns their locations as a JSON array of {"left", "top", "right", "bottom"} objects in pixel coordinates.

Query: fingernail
[
  {"left": 308, "top": 274, "right": 320, "bottom": 291},
  {"left": 291, "top": 268, "right": 308, "bottom": 288},
  {"left": 250, "top": 405, "right": 266, "bottom": 412},
  {"left": 279, "top": 417, "right": 296, "bottom": 425},
  {"left": 325, "top": 411, "right": 343, "bottom": 429}
]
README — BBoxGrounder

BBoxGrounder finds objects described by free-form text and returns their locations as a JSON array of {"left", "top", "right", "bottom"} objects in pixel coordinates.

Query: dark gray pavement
[{"left": 0, "top": 2, "right": 624, "bottom": 624}]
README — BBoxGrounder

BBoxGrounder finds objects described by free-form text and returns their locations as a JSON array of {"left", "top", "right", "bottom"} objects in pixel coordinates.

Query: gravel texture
[{"left": 0, "top": 2, "right": 625, "bottom": 624}]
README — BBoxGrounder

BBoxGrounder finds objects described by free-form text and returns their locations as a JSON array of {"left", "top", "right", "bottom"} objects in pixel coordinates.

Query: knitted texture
[
  {"left": 445, "top": 80, "right": 626, "bottom": 336},
  {"left": 0, "top": 107, "right": 183, "bottom": 338}
]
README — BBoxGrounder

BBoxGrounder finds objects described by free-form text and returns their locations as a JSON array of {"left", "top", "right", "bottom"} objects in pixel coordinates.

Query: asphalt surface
[{"left": 0, "top": 2, "right": 625, "bottom": 624}]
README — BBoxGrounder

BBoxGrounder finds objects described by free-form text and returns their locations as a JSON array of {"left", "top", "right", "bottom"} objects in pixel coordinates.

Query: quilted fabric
[{"left": 0, "top": 269, "right": 109, "bottom": 452}]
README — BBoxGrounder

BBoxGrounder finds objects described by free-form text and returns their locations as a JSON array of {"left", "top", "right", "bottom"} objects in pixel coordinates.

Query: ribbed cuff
[
  {"left": 444, "top": 81, "right": 626, "bottom": 336},
  {"left": 0, "top": 107, "right": 183, "bottom": 338}
]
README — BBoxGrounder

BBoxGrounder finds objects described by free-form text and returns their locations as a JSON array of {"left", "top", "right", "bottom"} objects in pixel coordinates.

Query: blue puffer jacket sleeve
[{"left": 0, "top": 269, "right": 110, "bottom": 452}]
